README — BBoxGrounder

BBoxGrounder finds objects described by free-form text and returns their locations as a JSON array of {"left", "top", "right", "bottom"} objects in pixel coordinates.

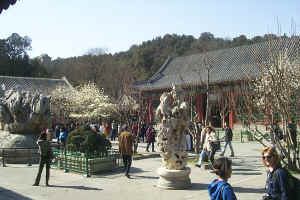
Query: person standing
[
  {"left": 185, "top": 131, "right": 192, "bottom": 151},
  {"left": 55, "top": 124, "right": 60, "bottom": 142},
  {"left": 111, "top": 120, "right": 118, "bottom": 141},
  {"left": 118, "top": 125, "right": 133, "bottom": 178},
  {"left": 146, "top": 123, "right": 156, "bottom": 152},
  {"left": 139, "top": 121, "right": 146, "bottom": 143},
  {"left": 261, "top": 147, "right": 290, "bottom": 200},
  {"left": 46, "top": 128, "right": 53, "bottom": 142},
  {"left": 58, "top": 127, "right": 67, "bottom": 148},
  {"left": 220, "top": 122, "right": 234, "bottom": 157},
  {"left": 33, "top": 132, "right": 53, "bottom": 186},
  {"left": 208, "top": 157, "right": 237, "bottom": 200},
  {"left": 99, "top": 122, "right": 105, "bottom": 135}
]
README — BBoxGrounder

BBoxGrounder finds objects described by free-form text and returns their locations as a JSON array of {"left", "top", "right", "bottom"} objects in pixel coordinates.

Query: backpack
[
  {"left": 273, "top": 169, "right": 300, "bottom": 200},
  {"left": 287, "top": 173, "right": 300, "bottom": 200}
]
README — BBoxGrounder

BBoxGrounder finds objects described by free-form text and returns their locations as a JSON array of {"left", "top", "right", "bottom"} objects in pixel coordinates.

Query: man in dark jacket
[
  {"left": 119, "top": 125, "right": 133, "bottom": 178},
  {"left": 220, "top": 122, "right": 234, "bottom": 157},
  {"left": 33, "top": 132, "right": 53, "bottom": 186}
]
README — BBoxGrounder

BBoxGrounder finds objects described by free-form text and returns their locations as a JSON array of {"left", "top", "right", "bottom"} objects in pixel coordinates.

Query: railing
[
  {"left": 51, "top": 148, "right": 123, "bottom": 177},
  {"left": 240, "top": 130, "right": 254, "bottom": 143},
  {"left": 216, "top": 129, "right": 254, "bottom": 143},
  {"left": 0, "top": 147, "right": 39, "bottom": 167}
]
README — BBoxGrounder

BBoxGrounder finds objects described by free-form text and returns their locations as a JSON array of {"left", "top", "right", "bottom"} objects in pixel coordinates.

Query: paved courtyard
[{"left": 0, "top": 142, "right": 295, "bottom": 200}]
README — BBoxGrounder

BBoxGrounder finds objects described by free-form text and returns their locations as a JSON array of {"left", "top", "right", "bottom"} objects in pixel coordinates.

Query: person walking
[
  {"left": 220, "top": 122, "right": 234, "bottom": 157},
  {"left": 196, "top": 126, "right": 217, "bottom": 168},
  {"left": 118, "top": 125, "right": 133, "bottom": 178},
  {"left": 261, "top": 146, "right": 290, "bottom": 200},
  {"left": 146, "top": 123, "right": 156, "bottom": 152},
  {"left": 33, "top": 132, "right": 53, "bottom": 186},
  {"left": 208, "top": 157, "right": 237, "bottom": 200}
]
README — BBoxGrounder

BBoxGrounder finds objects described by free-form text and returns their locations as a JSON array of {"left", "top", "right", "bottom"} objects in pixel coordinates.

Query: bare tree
[{"left": 234, "top": 35, "right": 300, "bottom": 170}]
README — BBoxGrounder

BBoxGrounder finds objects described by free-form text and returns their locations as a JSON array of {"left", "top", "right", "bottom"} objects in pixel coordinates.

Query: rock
[
  {"left": 0, "top": 86, "right": 51, "bottom": 134},
  {"left": 0, "top": 130, "right": 38, "bottom": 148}
]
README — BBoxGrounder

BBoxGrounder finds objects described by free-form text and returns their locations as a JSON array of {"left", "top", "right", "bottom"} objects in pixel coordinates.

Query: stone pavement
[{"left": 0, "top": 142, "right": 297, "bottom": 200}]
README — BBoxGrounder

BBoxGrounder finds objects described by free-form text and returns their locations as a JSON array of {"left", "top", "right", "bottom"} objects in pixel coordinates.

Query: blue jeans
[
  {"left": 221, "top": 141, "right": 234, "bottom": 155},
  {"left": 197, "top": 150, "right": 209, "bottom": 166}
]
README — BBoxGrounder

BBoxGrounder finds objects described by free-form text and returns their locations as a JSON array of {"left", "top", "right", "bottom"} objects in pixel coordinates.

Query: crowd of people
[{"left": 32, "top": 119, "right": 298, "bottom": 200}]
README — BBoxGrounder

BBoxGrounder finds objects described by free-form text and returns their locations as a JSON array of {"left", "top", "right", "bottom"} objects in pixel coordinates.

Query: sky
[{"left": 1, "top": 0, "right": 299, "bottom": 59}]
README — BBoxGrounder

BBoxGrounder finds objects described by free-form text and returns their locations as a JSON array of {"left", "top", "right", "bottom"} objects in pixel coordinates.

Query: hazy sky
[{"left": 1, "top": 0, "right": 299, "bottom": 59}]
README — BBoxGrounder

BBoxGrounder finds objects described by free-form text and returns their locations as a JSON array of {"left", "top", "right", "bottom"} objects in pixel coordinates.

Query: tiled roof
[
  {"left": 0, "top": 76, "right": 72, "bottom": 95},
  {"left": 133, "top": 38, "right": 300, "bottom": 91}
]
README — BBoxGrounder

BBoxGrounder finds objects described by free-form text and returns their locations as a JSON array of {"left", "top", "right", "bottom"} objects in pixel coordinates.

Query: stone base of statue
[{"left": 157, "top": 166, "right": 191, "bottom": 189}]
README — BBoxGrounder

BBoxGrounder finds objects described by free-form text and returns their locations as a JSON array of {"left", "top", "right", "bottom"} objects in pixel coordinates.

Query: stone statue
[
  {"left": 155, "top": 92, "right": 172, "bottom": 121},
  {"left": 156, "top": 83, "right": 191, "bottom": 189},
  {"left": 0, "top": 86, "right": 51, "bottom": 148}
]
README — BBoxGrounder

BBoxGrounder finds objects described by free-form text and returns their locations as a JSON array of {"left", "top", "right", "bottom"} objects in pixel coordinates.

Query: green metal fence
[{"left": 51, "top": 148, "right": 123, "bottom": 177}]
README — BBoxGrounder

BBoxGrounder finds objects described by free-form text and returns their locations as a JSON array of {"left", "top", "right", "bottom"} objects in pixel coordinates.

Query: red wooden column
[
  {"left": 196, "top": 93, "right": 203, "bottom": 123},
  {"left": 229, "top": 91, "right": 235, "bottom": 129}
]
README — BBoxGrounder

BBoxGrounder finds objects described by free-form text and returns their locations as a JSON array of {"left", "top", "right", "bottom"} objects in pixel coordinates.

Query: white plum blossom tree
[
  {"left": 50, "top": 82, "right": 118, "bottom": 122},
  {"left": 239, "top": 37, "right": 300, "bottom": 170}
]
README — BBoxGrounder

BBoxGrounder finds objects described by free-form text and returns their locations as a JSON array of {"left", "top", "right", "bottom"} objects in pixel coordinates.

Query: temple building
[{"left": 132, "top": 38, "right": 300, "bottom": 130}]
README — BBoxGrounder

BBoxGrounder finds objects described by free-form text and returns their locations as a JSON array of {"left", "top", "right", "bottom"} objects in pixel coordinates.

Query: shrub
[{"left": 66, "top": 125, "right": 111, "bottom": 153}]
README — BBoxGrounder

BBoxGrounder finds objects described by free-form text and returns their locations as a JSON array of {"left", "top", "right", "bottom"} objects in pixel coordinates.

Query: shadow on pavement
[
  {"left": 232, "top": 168, "right": 260, "bottom": 172},
  {"left": 0, "top": 187, "right": 33, "bottom": 200},
  {"left": 233, "top": 186, "right": 265, "bottom": 194},
  {"left": 189, "top": 183, "right": 210, "bottom": 191},
  {"left": 130, "top": 167, "right": 148, "bottom": 174},
  {"left": 92, "top": 167, "right": 149, "bottom": 178},
  {"left": 233, "top": 172, "right": 263, "bottom": 175},
  {"left": 48, "top": 185, "right": 102, "bottom": 190},
  {"left": 131, "top": 175, "right": 159, "bottom": 180}
]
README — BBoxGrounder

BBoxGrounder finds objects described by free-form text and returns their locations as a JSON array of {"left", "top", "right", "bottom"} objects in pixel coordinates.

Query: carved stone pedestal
[{"left": 157, "top": 166, "right": 191, "bottom": 189}]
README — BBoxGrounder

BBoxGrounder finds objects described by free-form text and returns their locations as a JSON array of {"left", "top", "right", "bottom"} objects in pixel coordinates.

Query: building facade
[{"left": 132, "top": 38, "right": 300, "bottom": 130}]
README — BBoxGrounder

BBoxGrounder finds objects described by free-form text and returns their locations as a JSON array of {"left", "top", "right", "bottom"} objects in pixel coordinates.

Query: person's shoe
[
  {"left": 219, "top": 153, "right": 224, "bottom": 156},
  {"left": 152, "top": 150, "right": 156, "bottom": 152},
  {"left": 125, "top": 174, "right": 130, "bottom": 178},
  {"left": 195, "top": 164, "right": 201, "bottom": 168},
  {"left": 32, "top": 183, "right": 39, "bottom": 186},
  {"left": 146, "top": 149, "right": 149, "bottom": 152},
  {"left": 230, "top": 154, "right": 234, "bottom": 157}
]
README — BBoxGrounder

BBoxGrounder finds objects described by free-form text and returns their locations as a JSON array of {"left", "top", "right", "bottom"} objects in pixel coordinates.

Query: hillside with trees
[{"left": 0, "top": 32, "right": 281, "bottom": 99}]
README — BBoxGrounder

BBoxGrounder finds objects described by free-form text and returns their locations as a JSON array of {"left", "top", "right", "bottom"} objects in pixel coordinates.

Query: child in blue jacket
[{"left": 208, "top": 157, "right": 237, "bottom": 200}]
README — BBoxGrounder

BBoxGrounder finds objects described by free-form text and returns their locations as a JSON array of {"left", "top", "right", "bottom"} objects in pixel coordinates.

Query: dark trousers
[
  {"left": 111, "top": 129, "right": 117, "bottom": 141},
  {"left": 146, "top": 141, "right": 155, "bottom": 152},
  {"left": 34, "top": 156, "right": 50, "bottom": 185},
  {"left": 122, "top": 155, "right": 132, "bottom": 175},
  {"left": 209, "top": 148, "right": 217, "bottom": 164}
]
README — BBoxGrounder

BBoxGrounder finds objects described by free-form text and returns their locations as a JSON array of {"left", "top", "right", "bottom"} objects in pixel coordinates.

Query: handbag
[{"left": 211, "top": 140, "right": 221, "bottom": 151}]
